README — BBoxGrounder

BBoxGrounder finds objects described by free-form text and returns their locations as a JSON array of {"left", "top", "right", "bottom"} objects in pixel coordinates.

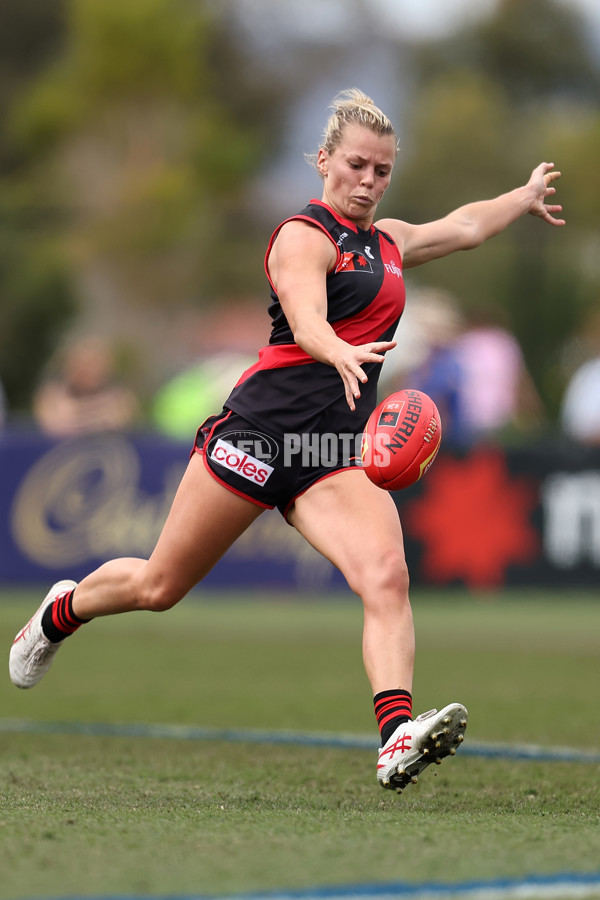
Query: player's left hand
[
  {"left": 527, "top": 162, "right": 565, "bottom": 227},
  {"left": 334, "top": 340, "right": 397, "bottom": 411}
]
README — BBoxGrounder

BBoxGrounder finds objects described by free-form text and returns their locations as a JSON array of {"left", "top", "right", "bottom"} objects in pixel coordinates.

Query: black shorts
[{"left": 192, "top": 408, "right": 362, "bottom": 518}]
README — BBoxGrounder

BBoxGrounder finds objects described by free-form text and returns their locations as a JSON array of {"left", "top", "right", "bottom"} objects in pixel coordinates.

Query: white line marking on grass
[
  {"left": 1, "top": 718, "right": 600, "bottom": 764},
  {"left": 16, "top": 871, "right": 600, "bottom": 899},
  {"left": 214, "top": 871, "right": 600, "bottom": 898},
  {"left": 228, "top": 872, "right": 600, "bottom": 898}
]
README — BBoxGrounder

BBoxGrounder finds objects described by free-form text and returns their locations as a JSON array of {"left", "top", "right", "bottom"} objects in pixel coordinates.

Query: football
[{"left": 361, "top": 389, "right": 442, "bottom": 491}]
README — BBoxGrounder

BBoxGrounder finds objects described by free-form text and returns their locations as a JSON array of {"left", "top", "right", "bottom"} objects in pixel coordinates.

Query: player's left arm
[{"left": 376, "top": 162, "right": 565, "bottom": 270}]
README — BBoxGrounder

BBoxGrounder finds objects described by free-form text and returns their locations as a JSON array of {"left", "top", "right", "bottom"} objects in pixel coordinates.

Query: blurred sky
[
  {"left": 235, "top": 0, "right": 600, "bottom": 47},
  {"left": 373, "top": 0, "right": 497, "bottom": 39},
  {"left": 375, "top": 0, "right": 600, "bottom": 43}
]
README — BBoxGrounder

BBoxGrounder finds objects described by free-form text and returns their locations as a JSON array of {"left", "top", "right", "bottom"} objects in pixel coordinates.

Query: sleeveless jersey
[{"left": 224, "top": 199, "right": 405, "bottom": 439}]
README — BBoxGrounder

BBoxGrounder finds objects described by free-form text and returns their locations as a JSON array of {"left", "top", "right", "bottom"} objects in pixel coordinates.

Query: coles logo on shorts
[{"left": 210, "top": 438, "right": 274, "bottom": 486}]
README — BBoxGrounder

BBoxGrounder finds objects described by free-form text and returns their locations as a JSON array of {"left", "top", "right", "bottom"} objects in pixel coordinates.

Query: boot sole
[{"left": 382, "top": 704, "right": 468, "bottom": 793}]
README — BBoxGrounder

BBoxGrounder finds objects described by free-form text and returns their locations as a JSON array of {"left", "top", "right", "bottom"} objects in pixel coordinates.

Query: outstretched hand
[
  {"left": 335, "top": 340, "right": 397, "bottom": 411},
  {"left": 527, "top": 162, "right": 565, "bottom": 226}
]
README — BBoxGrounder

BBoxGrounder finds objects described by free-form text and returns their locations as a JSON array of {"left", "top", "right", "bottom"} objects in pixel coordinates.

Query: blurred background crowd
[{"left": 1, "top": 0, "right": 600, "bottom": 448}]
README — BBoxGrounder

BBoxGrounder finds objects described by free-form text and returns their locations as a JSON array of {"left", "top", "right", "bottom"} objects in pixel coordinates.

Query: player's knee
[
  {"left": 134, "top": 580, "right": 182, "bottom": 612},
  {"left": 374, "top": 546, "right": 410, "bottom": 597},
  {"left": 349, "top": 545, "right": 409, "bottom": 600}
]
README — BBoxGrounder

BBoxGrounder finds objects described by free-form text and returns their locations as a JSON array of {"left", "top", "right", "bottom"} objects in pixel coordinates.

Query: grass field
[{"left": 1, "top": 588, "right": 600, "bottom": 899}]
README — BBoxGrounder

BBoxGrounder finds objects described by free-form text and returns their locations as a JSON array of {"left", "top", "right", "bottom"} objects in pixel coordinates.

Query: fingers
[
  {"left": 358, "top": 341, "right": 396, "bottom": 364},
  {"left": 345, "top": 383, "right": 356, "bottom": 412},
  {"left": 542, "top": 205, "right": 566, "bottom": 226},
  {"left": 544, "top": 170, "right": 561, "bottom": 188},
  {"left": 342, "top": 359, "right": 370, "bottom": 410},
  {"left": 339, "top": 340, "right": 397, "bottom": 409},
  {"left": 531, "top": 163, "right": 565, "bottom": 226},
  {"left": 534, "top": 163, "right": 560, "bottom": 187},
  {"left": 370, "top": 340, "right": 397, "bottom": 352},
  {"left": 340, "top": 360, "right": 363, "bottom": 410}
]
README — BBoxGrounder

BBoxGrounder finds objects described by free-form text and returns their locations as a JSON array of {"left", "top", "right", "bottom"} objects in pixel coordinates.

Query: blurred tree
[
  {"left": 1, "top": 0, "right": 598, "bottom": 425},
  {"left": 414, "top": 0, "right": 599, "bottom": 105},
  {"left": 0, "top": 199, "right": 76, "bottom": 412},
  {"left": 0, "top": 0, "right": 75, "bottom": 415},
  {"left": 0, "top": 0, "right": 272, "bottom": 410},
  {"left": 476, "top": 0, "right": 599, "bottom": 104},
  {"left": 385, "top": 0, "right": 600, "bottom": 421},
  {"left": 0, "top": 0, "right": 67, "bottom": 168}
]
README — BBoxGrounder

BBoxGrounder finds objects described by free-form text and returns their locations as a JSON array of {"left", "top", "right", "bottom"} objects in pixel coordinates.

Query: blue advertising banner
[
  {"left": 2, "top": 429, "right": 600, "bottom": 590},
  {"left": 0, "top": 430, "right": 347, "bottom": 590}
]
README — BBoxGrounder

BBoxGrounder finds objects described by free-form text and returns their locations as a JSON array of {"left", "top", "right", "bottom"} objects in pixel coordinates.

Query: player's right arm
[{"left": 268, "top": 220, "right": 395, "bottom": 411}]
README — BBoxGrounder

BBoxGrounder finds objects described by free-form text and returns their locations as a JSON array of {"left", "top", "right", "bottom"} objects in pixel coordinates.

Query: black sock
[
  {"left": 41, "top": 589, "right": 90, "bottom": 643},
  {"left": 374, "top": 689, "right": 413, "bottom": 745}
]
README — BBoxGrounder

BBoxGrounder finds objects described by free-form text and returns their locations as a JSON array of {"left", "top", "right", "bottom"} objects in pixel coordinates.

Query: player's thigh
[
  {"left": 144, "top": 453, "right": 264, "bottom": 597},
  {"left": 289, "top": 469, "right": 407, "bottom": 592}
]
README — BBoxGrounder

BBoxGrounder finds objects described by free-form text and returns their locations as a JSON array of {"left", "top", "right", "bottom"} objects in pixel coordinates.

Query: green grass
[{"left": 1, "top": 589, "right": 600, "bottom": 898}]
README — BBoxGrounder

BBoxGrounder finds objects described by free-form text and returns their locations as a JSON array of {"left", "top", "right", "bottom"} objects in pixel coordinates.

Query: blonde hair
[{"left": 305, "top": 88, "right": 398, "bottom": 170}]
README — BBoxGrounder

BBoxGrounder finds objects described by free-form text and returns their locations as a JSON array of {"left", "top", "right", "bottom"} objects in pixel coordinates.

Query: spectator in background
[
  {"left": 152, "top": 351, "right": 255, "bottom": 440},
  {"left": 381, "top": 288, "right": 468, "bottom": 447},
  {"left": 560, "top": 309, "right": 600, "bottom": 445},
  {"left": 561, "top": 359, "right": 600, "bottom": 445},
  {"left": 151, "top": 307, "right": 262, "bottom": 441},
  {"left": 33, "top": 336, "right": 140, "bottom": 437},
  {"left": 453, "top": 306, "right": 544, "bottom": 441}
]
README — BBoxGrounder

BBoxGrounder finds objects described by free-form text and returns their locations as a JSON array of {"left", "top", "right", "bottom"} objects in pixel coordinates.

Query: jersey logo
[
  {"left": 384, "top": 259, "right": 403, "bottom": 278},
  {"left": 210, "top": 438, "right": 274, "bottom": 486},
  {"left": 364, "top": 246, "right": 375, "bottom": 260},
  {"left": 335, "top": 251, "right": 374, "bottom": 274}
]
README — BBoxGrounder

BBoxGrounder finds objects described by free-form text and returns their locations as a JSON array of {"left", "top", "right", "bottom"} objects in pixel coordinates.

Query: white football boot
[
  {"left": 377, "top": 703, "right": 468, "bottom": 793},
  {"left": 9, "top": 580, "right": 78, "bottom": 689}
]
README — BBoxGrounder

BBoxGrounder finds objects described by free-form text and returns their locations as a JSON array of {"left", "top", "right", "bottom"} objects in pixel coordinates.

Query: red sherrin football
[{"left": 361, "top": 389, "right": 442, "bottom": 491}]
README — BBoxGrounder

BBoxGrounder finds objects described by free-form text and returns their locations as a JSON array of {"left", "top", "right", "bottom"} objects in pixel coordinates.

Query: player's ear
[{"left": 317, "top": 148, "right": 329, "bottom": 177}]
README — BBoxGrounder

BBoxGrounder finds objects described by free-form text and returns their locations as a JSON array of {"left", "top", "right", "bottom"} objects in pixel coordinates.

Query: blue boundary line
[
  {"left": 5, "top": 720, "right": 600, "bottom": 899},
  {"left": 15, "top": 871, "right": 600, "bottom": 899},
  {"left": 2, "top": 717, "right": 600, "bottom": 764}
]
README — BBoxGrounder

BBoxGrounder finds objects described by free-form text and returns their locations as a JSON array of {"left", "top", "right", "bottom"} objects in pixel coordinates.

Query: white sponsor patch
[{"left": 210, "top": 438, "right": 274, "bottom": 486}]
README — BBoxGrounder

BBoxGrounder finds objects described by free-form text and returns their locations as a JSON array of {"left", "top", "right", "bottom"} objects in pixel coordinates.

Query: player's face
[{"left": 318, "top": 123, "right": 396, "bottom": 228}]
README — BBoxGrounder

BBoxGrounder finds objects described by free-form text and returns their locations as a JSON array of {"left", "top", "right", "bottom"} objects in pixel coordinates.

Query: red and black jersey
[{"left": 224, "top": 200, "right": 405, "bottom": 438}]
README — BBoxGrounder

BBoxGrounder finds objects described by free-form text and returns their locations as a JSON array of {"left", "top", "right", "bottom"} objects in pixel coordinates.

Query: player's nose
[{"left": 360, "top": 168, "right": 375, "bottom": 187}]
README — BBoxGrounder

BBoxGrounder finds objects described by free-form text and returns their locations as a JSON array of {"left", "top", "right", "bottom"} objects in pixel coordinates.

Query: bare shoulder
[
  {"left": 276, "top": 217, "right": 335, "bottom": 249},
  {"left": 376, "top": 216, "right": 454, "bottom": 269},
  {"left": 270, "top": 218, "right": 337, "bottom": 274},
  {"left": 374, "top": 217, "right": 414, "bottom": 250}
]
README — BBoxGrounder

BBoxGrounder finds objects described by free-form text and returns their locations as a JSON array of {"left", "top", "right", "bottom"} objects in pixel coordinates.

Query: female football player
[{"left": 10, "top": 89, "right": 564, "bottom": 792}]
